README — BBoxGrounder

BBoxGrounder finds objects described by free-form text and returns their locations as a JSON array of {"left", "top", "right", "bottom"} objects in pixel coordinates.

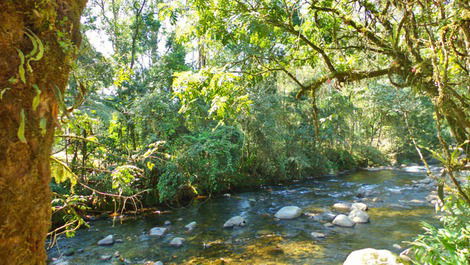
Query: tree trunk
[{"left": 0, "top": 1, "right": 87, "bottom": 264}]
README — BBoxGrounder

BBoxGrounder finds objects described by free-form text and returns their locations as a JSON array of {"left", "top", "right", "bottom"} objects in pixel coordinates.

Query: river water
[{"left": 48, "top": 167, "right": 439, "bottom": 265}]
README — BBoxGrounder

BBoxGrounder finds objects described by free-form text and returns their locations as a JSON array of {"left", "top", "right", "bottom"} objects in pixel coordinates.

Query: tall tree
[{"left": 0, "top": 0, "right": 87, "bottom": 264}]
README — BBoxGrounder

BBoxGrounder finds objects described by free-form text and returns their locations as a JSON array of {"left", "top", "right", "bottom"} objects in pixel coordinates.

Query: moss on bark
[{"left": 0, "top": 1, "right": 86, "bottom": 264}]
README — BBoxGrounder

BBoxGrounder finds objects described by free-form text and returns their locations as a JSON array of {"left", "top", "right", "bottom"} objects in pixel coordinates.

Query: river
[{"left": 48, "top": 166, "right": 439, "bottom": 265}]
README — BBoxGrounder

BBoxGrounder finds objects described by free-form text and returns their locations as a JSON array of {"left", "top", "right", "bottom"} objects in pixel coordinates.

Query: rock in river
[
  {"left": 332, "top": 202, "right": 351, "bottom": 211},
  {"left": 348, "top": 209, "right": 370, "bottom": 223},
  {"left": 169, "top": 237, "right": 185, "bottom": 247},
  {"left": 274, "top": 206, "right": 302, "bottom": 219},
  {"left": 351, "top": 202, "right": 368, "bottom": 211},
  {"left": 223, "top": 216, "right": 246, "bottom": 228},
  {"left": 149, "top": 227, "right": 167, "bottom": 237},
  {"left": 311, "top": 232, "right": 326, "bottom": 238},
  {"left": 185, "top": 221, "right": 197, "bottom": 231},
  {"left": 97, "top": 235, "right": 114, "bottom": 246},
  {"left": 343, "top": 248, "right": 405, "bottom": 265},
  {"left": 332, "top": 214, "right": 355, "bottom": 227}
]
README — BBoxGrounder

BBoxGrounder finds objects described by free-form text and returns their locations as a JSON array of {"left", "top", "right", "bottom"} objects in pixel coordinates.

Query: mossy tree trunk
[{"left": 0, "top": 0, "right": 86, "bottom": 264}]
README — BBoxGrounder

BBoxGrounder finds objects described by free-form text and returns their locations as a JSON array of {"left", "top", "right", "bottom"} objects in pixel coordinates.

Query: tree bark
[{"left": 0, "top": 1, "right": 87, "bottom": 264}]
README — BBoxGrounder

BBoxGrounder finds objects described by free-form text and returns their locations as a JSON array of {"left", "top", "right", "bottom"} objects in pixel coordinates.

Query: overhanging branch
[{"left": 296, "top": 67, "right": 394, "bottom": 98}]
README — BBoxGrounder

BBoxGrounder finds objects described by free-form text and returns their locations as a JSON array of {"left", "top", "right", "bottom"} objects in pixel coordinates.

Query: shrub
[{"left": 410, "top": 190, "right": 470, "bottom": 265}]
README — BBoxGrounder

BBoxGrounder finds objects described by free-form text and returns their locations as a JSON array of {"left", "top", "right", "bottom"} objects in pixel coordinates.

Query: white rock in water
[
  {"left": 169, "top": 237, "right": 185, "bottom": 247},
  {"left": 348, "top": 209, "right": 370, "bottom": 223},
  {"left": 332, "top": 214, "right": 355, "bottom": 227},
  {"left": 351, "top": 202, "right": 368, "bottom": 211},
  {"left": 223, "top": 216, "right": 246, "bottom": 228},
  {"left": 333, "top": 202, "right": 351, "bottom": 211},
  {"left": 343, "top": 248, "right": 405, "bottom": 265},
  {"left": 185, "top": 221, "right": 197, "bottom": 231},
  {"left": 274, "top": 206, "right": 302, "bottom": 219},
  {"left": 97, "top": 235, "right": 114, "bottom": 246},
  {"left": 149, "top": 227, "right": 167, "bottom": 237},
  {"left": 311, "top": 232, "right": 326, "bottom": 238}
]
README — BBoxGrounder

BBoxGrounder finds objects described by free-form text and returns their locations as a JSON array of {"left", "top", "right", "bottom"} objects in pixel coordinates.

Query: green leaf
[
  {"left": 147, "top": 161, "right": 155, "bottom": 170},
  {"left": 0, "top": 87, "right": 10, "bottom": 100},
  {"left": 50, "top": 155, "right": 78, "bottom": 189},
  {"left": 25, "top": 29, "right": 44, "bottom": 62},
  {"left": 438, "top": 184, "right": 444, "bottom": 203},
  {"left": 32, "top": 84, "right": 41, "bottom": 111},
  {"left": 16, "top": 49, "right": 26, "bottom": 84},
  {"left": 17, "top": 109, "right": 27, "bottom": 143},
  {"left": 39, "top": 117, "right": 47, "bottom": 136},
  {"left": 25, "top": 29, "right": 38, "bottom": 59}
]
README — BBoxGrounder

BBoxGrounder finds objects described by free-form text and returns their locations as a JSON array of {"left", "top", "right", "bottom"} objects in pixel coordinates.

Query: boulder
[
  {"left": 343, "top": 248, "right": 405, "bottom": 265},
  {"left": 311, "top": 232, "right": 326, "bottom": 238},
  {"left": 164, "top": 220, "right": 171, "bottom": 226},
  {"left": 332, "top": 202, "right": 351, "bottom": 211},
  {"left": 169, "top": 237, "right": 185, "bottom": 247},
  {"left": 332, "top": 214, "right": 355, "bottom": 227},
  {"left": 223, "top": 216, "right": 246, "bottom": 228},
  {"left": 149, "top": 227, "right": 167, "bottom": 237},
  {"left": 351, "top": 202, "right": 368, "bottom": 211},
  {"left": 348, "top": 209, "right": 370, "bottom": 223},
  {"left": 274, "top": 206, "right": 302, "bottom": 219},
  {"left": 185, "top": 221, "right": 197, "bottom": 231},
  {"left": 97, "top": 235, "right": 114, "bottom": 246}
]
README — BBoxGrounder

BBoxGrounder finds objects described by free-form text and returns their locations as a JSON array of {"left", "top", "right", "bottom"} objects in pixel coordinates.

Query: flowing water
[{"left": 48, "top": 167, "right": 440, "bottom": 265}]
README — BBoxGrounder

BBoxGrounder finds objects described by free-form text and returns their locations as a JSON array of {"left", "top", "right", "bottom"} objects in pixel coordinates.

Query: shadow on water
[{"left": 48, "top": 168, "right": 437, "bottom": 265}]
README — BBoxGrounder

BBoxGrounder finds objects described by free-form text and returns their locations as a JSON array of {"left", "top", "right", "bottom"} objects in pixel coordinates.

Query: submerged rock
[
  {"left": 274, "top": 206, "right": 302, "bottom": 219},
  {"left": 332, "top": 202, "right": 351, "bottom": 211},
  {"left": 185, "top": 221, "right": 197, "bottom": 231},
  {"left": 332, "top": 214, "right": 355, "bottom": 227},
  {"left": 97, "top": 235, "right": 114, "bottom": 246},
  {"left": 149, "top": 227, "right": 167, "bottom": 237},
  {"left": 343, "top": 248, "right": 405, "bottom": 265},
  {"left": 169, "top": 237, "right": 185, "bottom": 247},
  {"left": 311, "top": 232, "right": 326, "bottom": 238},
  {"left": 308, "top": 211, "right": 336, "bottom": 222},
  {"left": 351, "top": 202, "right": 368, "bottom": 211},
  {"left": 348, "top": 209, "right": 370, "bottom": 223},
  {"left": 63, "top": 249, "right": 75, "bottom": 256},
  {"left": 223, "top": 216, "right": 246, "bottom": 228}
]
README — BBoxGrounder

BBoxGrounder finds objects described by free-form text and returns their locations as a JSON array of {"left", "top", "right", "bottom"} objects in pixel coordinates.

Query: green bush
[
  {"left": 157, "top": 126, "right": 243, "bottom": 202},
  {"left": 410, "top": 191, "right": 470, "bottom": 265}
]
